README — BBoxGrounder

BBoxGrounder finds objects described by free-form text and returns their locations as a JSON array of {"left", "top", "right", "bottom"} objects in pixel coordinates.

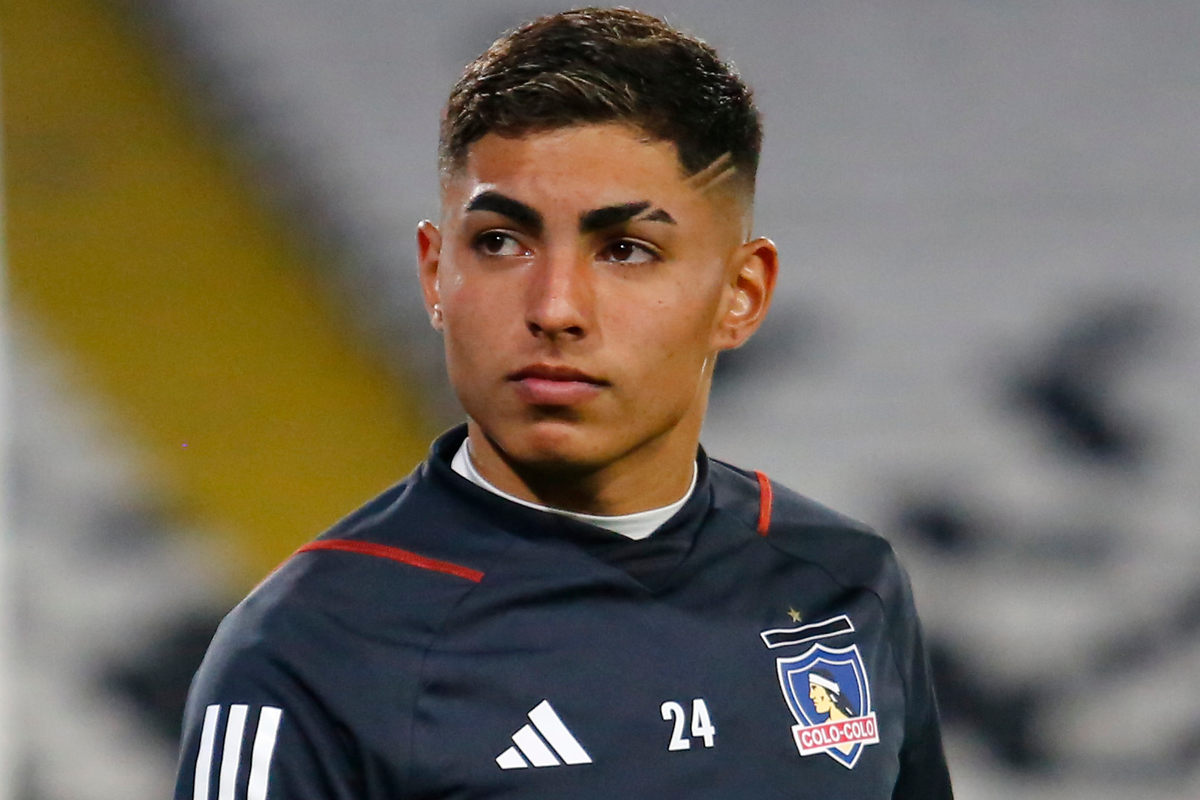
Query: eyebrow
[
  {"left": 465, "top": 191, "right": 677, "bottom": 236},
  {"left": 638, "top": 207, "right": 676, "bottom": 224},
  {"left": 580, "top": 201, "right": 677, "bottom": 232},
  {"left": 465, "top": 191, "right": 543, "bottom": 234}
]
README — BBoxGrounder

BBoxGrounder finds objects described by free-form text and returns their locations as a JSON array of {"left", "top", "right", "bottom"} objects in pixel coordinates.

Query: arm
[
  {"left": 888, "top": 562, "right": 954, "bottom": 800},
  {"left": 174, "top": 611, "right": 362, "bottom": 800}
]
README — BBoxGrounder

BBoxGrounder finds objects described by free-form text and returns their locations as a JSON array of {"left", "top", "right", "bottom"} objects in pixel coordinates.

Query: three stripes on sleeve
[{"left": 192, "top": 704, "right": 282, "bottom": 800}]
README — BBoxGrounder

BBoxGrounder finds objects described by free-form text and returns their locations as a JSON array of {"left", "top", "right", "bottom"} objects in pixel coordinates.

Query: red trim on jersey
[
  {"left": 296, "top": 539, "right": 485, "bottom": 583},
  {"left": 755, "top": 470, "right": 773, "bottom": 536}
]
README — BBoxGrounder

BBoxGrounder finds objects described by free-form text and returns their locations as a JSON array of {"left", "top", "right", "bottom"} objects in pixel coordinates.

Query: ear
[
  {"left": 417, "top": 220, "right": 444, "bottom": 330},
  {"left": 712, "top": 237, "right": 778, "bottom": 351}
]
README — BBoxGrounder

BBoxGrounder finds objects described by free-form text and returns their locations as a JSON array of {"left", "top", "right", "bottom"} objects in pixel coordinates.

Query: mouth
[
  {"left": 509, "top": 364, "right": 606, "bottom": 384},
  {"left": 507, "top": 363, "right": 609, "bottom": 405}
]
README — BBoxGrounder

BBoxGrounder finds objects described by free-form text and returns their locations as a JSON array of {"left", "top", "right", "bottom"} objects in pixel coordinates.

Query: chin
[{"left": 500, "top": 418, "right": 608, "bottom": 469}]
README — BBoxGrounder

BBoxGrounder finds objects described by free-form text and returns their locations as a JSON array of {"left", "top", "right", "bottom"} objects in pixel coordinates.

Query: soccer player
[{"left": 176, "top": 8, "right": 953, "bottom": 799}]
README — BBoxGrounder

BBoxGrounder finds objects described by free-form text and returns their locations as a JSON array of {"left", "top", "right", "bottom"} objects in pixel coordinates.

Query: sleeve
[
  {"left": 173, "top": 609, "right": 362, "bottom": 800},
  {"left": 888, "top": 558, "right": 954, "bottom": 800}
]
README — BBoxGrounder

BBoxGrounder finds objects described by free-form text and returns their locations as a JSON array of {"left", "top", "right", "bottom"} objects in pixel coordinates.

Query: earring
[{"left": 431, "top": 303, "right": 443, "bottom": 328}]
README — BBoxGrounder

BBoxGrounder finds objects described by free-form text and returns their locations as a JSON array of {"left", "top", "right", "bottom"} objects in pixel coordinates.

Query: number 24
[{"left": 660, "top": 698, "right": 716, "bottom": 750}]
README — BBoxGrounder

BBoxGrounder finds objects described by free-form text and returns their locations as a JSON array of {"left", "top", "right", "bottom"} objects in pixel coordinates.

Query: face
[
  {"left": 418, "top": 124, "right": 776, "bottom": 501},
  {"left": 810, "top": 683, "right": 833, "bottom": 714}
]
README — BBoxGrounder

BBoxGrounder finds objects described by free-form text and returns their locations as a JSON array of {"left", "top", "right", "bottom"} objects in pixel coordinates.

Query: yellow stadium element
[{"left": 2, "top": 0, "right": 435, "bottom": 587}]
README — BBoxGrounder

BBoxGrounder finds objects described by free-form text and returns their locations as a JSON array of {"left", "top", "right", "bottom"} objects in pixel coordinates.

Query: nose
[{"left": 525, "top": 248, "right": 592, "bottom": 341}]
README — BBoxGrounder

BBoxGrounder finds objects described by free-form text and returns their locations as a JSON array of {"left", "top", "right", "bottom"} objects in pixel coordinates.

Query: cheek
[
  {"left": 441, "top": 286, "right": 504, "bottom": 375},
  {"left": 611, "top": 274, "right": 725, "bottom": 359},
  {"left": 441, "top": 263, "right": 513, "bottom": 336}
]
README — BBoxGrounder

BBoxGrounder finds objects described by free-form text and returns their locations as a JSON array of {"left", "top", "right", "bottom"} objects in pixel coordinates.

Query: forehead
[{"left": 442, "top": 124, "right": 697, "bottom": 211}]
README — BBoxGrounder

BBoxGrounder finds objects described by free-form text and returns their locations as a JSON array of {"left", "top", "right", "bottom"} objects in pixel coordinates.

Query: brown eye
[
  {"left": 474, "top": 231, "right": 527, "bottom": 257},
  {"left": 478, "top": 232, "right": 503, "bottom": 253},
  {"left": 600, "top": 239, "right": 657, "bottom": 264}
]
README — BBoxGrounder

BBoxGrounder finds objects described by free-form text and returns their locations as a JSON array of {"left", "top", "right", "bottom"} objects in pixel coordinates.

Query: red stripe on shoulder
[
  {"left": 754, "top": 470, "right": 773, "bottom": 536},
  {"left": 296, "top": 539, "right": 485, "bottom": 583}
]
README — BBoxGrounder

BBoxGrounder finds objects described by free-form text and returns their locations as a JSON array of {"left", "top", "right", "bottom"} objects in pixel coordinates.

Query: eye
[
  {"left": 473, "top": 231, "right": 528, "bottom": 257},
  {"left": 599, "top": 239, "right": 659, "bottom": 264}
]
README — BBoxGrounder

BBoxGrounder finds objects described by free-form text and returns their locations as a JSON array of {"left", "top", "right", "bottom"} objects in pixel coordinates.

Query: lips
[
  {"left": 507, "top": 363, "right": 608, "bottom": 405},
  {"left": 509, "top": 364, "right": 605, "bottom": 384}
]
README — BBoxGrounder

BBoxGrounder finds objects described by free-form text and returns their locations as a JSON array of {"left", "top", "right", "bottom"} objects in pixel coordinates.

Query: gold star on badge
[{"left": 787, "top": 608, "right": 803, "bottom": 622}]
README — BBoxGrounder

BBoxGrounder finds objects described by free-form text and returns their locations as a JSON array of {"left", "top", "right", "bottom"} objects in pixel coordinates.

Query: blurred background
[{"left": 2, "top": 0, "right": 1198, "bottom": 797}]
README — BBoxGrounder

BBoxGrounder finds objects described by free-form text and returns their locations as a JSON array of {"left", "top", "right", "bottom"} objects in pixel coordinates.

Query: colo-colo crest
[{"left": 761, "top": 615, "right": 880, "bottom": 769}]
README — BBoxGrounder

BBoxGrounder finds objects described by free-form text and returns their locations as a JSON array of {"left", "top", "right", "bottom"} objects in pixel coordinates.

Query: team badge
[{"left": 775, "top": 642, "right": 879, "bottom": 768}]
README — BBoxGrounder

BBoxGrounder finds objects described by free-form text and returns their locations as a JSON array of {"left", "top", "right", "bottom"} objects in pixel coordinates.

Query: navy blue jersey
[{"left": 176, "top": 427, "right": 952, "bottom": 799}]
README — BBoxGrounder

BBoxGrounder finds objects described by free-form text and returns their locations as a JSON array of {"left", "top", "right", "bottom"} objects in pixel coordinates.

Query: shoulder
[
  {"left": 709, "top": 458, "right": 905, "bottom": 598},
  {"left": 178, "top": 465, "right": 512, "bottom": 796},
  {"left": 195, "top": 466, "right": 511, "bottom": 697}
]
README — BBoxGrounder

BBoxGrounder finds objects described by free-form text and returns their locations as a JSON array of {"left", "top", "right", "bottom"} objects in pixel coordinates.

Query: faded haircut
[{"left": 439, "top": 7, "right": 762, "bottom": 191}]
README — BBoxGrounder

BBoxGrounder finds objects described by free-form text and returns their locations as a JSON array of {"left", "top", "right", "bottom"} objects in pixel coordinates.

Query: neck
[{"left": 464, "top": 418, "right": 702, "bottom": 516}]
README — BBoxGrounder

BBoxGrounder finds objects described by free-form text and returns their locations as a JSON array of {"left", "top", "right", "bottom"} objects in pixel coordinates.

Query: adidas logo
[{"left": 495, "top": 700, "right": 593, "bottom": 769}]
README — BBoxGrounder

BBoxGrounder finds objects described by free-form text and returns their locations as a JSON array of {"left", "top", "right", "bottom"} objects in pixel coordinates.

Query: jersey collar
[{"left": 423, "top": 425, "right": 715, "bottom": 593}]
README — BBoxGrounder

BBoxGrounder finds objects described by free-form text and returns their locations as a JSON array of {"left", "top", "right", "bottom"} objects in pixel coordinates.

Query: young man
[{"left": 176, "top": 8, "right": 952, "bottom": 799}]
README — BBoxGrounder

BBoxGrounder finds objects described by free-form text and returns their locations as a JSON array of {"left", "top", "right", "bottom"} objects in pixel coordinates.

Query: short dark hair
[{"left": 440, "top": 7, "right": 762, "bottom": 190}]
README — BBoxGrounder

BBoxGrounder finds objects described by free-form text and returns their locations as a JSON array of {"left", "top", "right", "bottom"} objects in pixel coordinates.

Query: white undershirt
[{"left": 450, "top": 439, "right": 697, "bottom": 540}]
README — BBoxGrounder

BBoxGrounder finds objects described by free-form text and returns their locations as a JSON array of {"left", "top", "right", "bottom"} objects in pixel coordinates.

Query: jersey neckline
[{"left": 423, "top": 425, "right": 716, "bottom": 593}]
